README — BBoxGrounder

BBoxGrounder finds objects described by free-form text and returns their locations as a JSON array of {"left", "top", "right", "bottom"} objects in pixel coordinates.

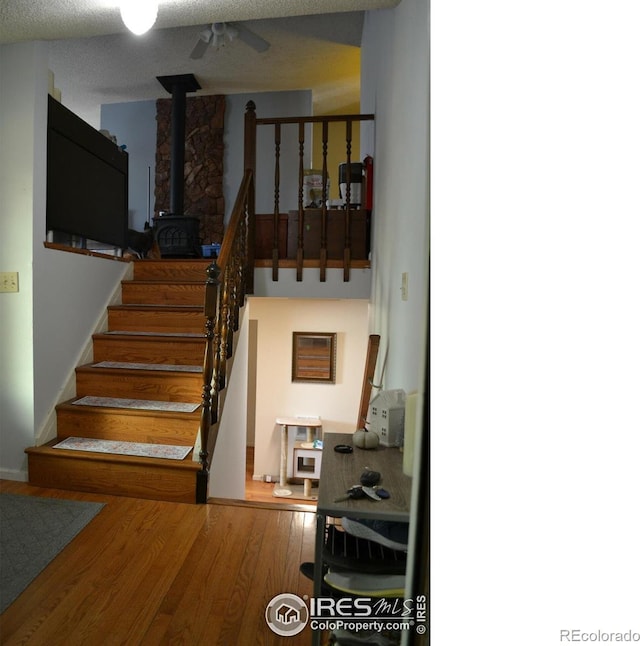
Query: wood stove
[
  {"left": 155, "top": 74, "right": 202, "bottom": 258},
  {"left": 153, "top": 214, "right": 201, "bottom": 257}
]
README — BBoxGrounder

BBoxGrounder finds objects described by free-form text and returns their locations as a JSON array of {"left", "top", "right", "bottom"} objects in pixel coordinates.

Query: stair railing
[
  {"left": 244, "top": 101, "right": 374, "bottom": 283},
  {"left": 196, "top": 169, "right": 253, "bottom": 503}
]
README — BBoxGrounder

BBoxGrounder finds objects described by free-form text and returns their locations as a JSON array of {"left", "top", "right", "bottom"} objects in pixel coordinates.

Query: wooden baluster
[
  {"left": 218, "top": 267, "right": 231, "bottom": 391},
  {"left": 244, "top": 101, "right": 257, "bottom": 294},
  {"left": 297, "top": 122, "right": 305, "bottom": 282},
  {"left": 238, "top": 202, "right": 248, "bottom": 307},
  {"left": 229, "top": 244, "right": 240, "bottom": 335},
  {"left": 272, "top": 123, "right": 281, "bottom": 282},
  {"left": 320, "top": 120, "right": 329, "bottom": 282},
  {"left": 210, "top": 271, "right": 224, "bottom": 426},
  {"left": 245, "top": 172, "right": 254, "bottom": 294},
  {"left": 197, "top": 261, "right": 220, "bottom": 503},
  {"left": 343, "top": 119, "right": 353, "bottom": 282},
  {"left": 227, "top": 243, "right": 240, "bottom": 358}
]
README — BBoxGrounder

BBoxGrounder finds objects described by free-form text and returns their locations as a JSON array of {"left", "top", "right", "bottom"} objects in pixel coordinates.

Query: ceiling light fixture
[{"left": 120, "top": 0, "right": 158, "bottom": 36}]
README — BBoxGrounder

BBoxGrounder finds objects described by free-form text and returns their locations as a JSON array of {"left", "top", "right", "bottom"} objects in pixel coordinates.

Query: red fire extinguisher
[{"left": 363, "top": 155, "right": 374, "bottom": 210}]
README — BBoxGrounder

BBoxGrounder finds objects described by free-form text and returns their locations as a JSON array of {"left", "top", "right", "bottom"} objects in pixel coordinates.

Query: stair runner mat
[
  {"left": 92, "top": 361, "right": 201, "bottom": 373},
  {"left": 103, "top": 330, "right": 204, "bottom": 337},
  {"left": 72, "top": 396, "right": 200, "bottom": 413},
  {"left": 53, "top": 437, "right": 192, "bottom": 460}
]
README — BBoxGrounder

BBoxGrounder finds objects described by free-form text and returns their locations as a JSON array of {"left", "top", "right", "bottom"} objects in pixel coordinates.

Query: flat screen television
[{"left": 46, "top": 94, "right": 128, "bottom": 249}]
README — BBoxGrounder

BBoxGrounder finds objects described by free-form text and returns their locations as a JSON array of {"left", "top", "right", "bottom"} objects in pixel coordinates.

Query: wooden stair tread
[
  {"left": 27, "top": 440, "right": 200, "bottom": 471},
  {"left": 98, "top": 330, "right": 205, "bottom": 338},
  {"left": 79, "top": 361, "right": 202, "bottom": 374},
  {"left": 28, "top": 257, "right": 211, "bottom": 502},
  {"left": 108, "top": 304, "right": 204, "bottom": 311},
  {"left": 66, "top": 395, "right": 200, "bottom": 412},
  {"left": 57, "top": 398, "right": 201, "bottom": 418},
  {"left": 93, "top": 330, "right": 206, "bottom": 342}
]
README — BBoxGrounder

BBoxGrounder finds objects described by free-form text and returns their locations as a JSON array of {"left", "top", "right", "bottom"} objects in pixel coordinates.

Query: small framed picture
[{"left": 292, "top": 332, "right": 337, "bottom": 383}]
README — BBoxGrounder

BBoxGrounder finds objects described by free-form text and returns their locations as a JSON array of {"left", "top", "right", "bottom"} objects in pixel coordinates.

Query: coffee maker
[{"left": 338, "top": 162, "right": 364, "bottom": 207}]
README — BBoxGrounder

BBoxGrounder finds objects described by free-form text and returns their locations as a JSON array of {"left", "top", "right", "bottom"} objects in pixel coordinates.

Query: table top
[
  {"left": 275, "top": 416, "right": 322, "bottom": 427},
  {"left": 317, "top": 433, "right": 412, "bottom": 522}
]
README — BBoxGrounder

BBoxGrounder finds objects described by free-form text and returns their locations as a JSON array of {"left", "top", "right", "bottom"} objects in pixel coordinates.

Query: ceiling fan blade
[
  {"left": 190, "top": 27, "right": 212, "bottom": 59},
  {"left": 231, "top": 22, "right": 270, "bottom": 53}
]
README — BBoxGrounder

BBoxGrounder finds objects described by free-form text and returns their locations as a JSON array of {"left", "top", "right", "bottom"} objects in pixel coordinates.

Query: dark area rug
[{"left": 0, "top": 493, "right": 105, "bottom": 614}]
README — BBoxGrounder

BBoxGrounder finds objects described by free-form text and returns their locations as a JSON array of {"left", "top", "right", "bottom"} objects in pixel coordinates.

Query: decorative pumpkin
[{"left": 353, "top": 428, "right": 380, "bottom": 450}]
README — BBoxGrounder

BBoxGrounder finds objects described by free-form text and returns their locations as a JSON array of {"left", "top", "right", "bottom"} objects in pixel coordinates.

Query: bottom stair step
[
  {"left": 26, "top": 440, "right": 202, "bottom": 504},
  {"left": 56, "top": 399, "right": 201, "bottom": 445}
]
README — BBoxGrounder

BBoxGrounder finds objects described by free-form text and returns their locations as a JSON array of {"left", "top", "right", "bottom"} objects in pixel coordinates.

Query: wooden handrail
[
  {"left": 244, "top": 102, "right": 374, "bottom": 282},
  {"left": 255, "top": 114, "right": 375, "bottom": 125},
  {"left": 196, "top": 169, "right": 253, "bottom": 503}
]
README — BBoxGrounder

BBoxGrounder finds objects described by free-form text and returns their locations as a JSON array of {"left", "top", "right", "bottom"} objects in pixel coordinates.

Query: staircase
[{"left": 26, "top": 259, "right": 212, "bottom": 503}]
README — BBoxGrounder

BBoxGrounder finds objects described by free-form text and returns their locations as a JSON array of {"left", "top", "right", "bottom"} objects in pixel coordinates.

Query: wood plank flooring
[
  {"left": 244, "top": 446, "right": 317, "bottom": 510},
  {"left": 0, "top": 480, "right": 317, "bottom": 645}
]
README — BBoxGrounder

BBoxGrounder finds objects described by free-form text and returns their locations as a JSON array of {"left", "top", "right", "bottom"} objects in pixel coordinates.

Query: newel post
[{"left": 196, "top": 260, "right": 220, "bottom": 504}]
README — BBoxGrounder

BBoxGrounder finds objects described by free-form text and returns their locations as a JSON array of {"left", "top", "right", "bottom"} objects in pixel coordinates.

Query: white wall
[
  {"left": 361, "top": 0, "right": 429, "bottom": 396},
  {"left": 209, "top": 308, "right": 249, "bottom": 500},
  {"left": 224, "top": 90, "right": 313, "bottom": 221},
  {"left": 0, "top": 42, "right": 130, "bottom": 479},
  {"left": 248, "top": 297, "right": 370, "bottom": 478},
  {"left": 101, "top": 100, "right": 157, "bottom": 231},
  {"left": 253, "top": 267, "right": 371, "bottom": 299},
  {"left": 0, "top": 42, "right": 43, "bottom": 479}
]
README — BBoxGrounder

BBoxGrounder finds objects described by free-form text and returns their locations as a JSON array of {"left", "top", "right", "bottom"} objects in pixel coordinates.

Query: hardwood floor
[
  {"left": 244, "top": 446, "right": 317, "bottom": 510},
  {"left": 0, "top": 479, "right": 317, "bottom": 645}
]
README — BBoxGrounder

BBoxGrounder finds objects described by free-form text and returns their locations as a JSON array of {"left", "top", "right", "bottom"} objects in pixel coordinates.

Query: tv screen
[{"left": 47, "top": 95, "right": 128, "bottom": 248}]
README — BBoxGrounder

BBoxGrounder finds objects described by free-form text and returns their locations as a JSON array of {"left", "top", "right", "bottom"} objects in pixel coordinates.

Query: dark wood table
[{"left": 312, "top": 432, "right": 412, "bottom": 644}]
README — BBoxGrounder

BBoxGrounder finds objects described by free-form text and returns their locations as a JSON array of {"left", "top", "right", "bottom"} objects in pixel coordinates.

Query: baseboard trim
[{"left": 0, "top": 468, "right": 28, "bottom": 482}]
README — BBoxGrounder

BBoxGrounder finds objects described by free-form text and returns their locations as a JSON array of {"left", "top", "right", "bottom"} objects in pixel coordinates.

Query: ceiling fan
[{"left": 190, "top": 22, "right": 270, "bottom": 59}]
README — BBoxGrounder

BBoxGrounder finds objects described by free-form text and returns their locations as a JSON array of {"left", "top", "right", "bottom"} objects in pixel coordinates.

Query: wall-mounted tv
[{"left": 46, "top": 95, "right": 128, "bottom": 249}]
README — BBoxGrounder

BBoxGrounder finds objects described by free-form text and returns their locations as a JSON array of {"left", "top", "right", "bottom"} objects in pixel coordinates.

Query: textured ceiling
[{"left": 0, "top": 0, "right": 401, "bottom": 124}]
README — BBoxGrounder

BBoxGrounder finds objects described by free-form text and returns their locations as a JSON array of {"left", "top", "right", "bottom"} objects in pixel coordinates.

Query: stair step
[
  {"left": 92, "top": 331, "right": 206, "bottom": 365},
  {"left": 52, "top": 437, "right": 192, "bottom": 460},
  {"left": 55, "top": 400, "right": 200, "bottom": 445},
  {"left": 26, "top": 440, "right": 201, "bottom": 503},
  {"left": 90, "top": 361, "right": 201, "bottom": 373},
  {"left": 133, "top": 258, "right": 212, "bottom": 281},
  {"left": 108, "top": 304, "right": 204, "bottom": 333},
  {"left": 29, "top": 258, "right": 218, "bottom": 503},
  {"left": 71, "top": 395, "right": 200, "bottom": 413},
  {"left": 121, "top": 280, "right": 206, "bottom": 306},
  {"left": 77, "top": 362, "right": 202, "bottom": 402}
]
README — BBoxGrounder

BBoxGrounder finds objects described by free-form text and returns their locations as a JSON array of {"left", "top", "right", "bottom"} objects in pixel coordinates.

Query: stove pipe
[{"left": 156, "top": 74, "right": 201, "bottom": 214}]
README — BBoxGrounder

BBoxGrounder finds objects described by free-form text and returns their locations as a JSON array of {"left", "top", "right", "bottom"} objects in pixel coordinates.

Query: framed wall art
[{"left": 292, "top": 332, "right": 337, "bottom": 383}]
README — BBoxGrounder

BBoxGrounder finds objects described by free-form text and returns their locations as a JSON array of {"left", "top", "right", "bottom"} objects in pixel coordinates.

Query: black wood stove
[{"left": 154, "top": 73, "right": 202, "bottom": 258}]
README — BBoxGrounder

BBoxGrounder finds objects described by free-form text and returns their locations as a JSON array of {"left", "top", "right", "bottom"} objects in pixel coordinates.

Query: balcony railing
[{"left": 244, "top": 101, "right": 374, "bottom": 282}]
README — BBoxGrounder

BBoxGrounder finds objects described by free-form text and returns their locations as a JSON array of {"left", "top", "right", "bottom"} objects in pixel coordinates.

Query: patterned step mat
[
  {"left": 92, "top": 361, "right": 201, "bottom": 373},
  {"left": 53, "top": 437, "right": 192, "bottom": 460},
  {"left": 72, "top": 396, "right": 200, "bottom": 413}
]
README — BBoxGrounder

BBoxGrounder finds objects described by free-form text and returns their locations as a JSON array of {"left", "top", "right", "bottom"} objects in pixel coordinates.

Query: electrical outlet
[{"left": 0, "top": 272, "right": 19, "bottom": 293}]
